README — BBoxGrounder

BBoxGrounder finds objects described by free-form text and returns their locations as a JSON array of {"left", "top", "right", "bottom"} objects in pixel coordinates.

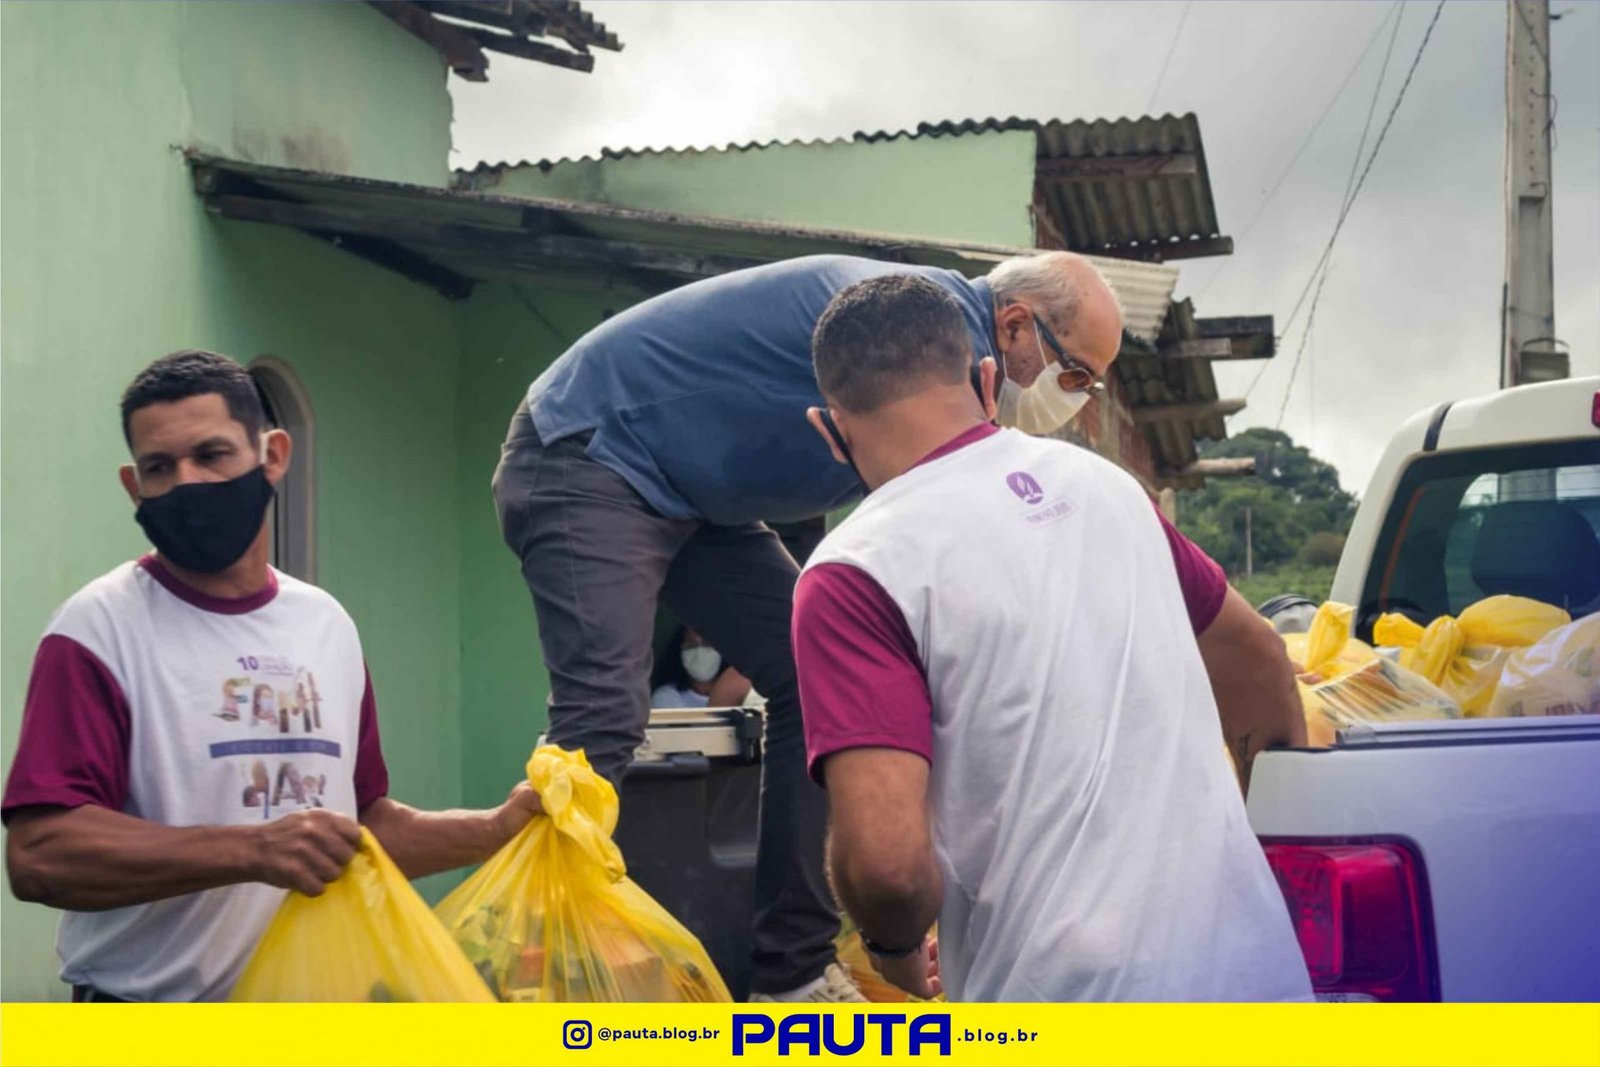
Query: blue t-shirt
[{"left": 527, "top": 255, "right": 997, "bottom": 525}]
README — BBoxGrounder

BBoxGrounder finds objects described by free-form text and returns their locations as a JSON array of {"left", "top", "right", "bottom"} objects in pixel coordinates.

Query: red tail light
[
  {"left": 1591, "top": 390, "right": 1599, "bottom": 428},
  {"left": 1261, "top": 837, "right": 1439, "bottom": 1001}
]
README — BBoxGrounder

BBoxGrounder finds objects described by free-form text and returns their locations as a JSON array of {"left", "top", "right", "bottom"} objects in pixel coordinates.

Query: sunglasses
[{"left": 1030, "top": 312, "right": 1105, "bottom": 395}]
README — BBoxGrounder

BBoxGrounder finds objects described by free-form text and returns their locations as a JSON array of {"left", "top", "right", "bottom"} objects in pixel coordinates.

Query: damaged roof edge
[{"left": 187, "top": 151, "right": 1177, "bottom": 341}]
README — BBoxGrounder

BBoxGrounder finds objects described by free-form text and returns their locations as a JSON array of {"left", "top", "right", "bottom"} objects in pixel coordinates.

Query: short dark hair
[
  {"left": 120, "top": 349, "right": 267, "bottom": 447},
  {"left": 812, "top": 274, "right": 973, "bottom": 413}
]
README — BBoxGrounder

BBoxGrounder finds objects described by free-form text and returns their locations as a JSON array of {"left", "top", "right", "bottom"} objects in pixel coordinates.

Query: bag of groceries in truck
[
  {"left": 1279, "top": 601, "right": 1377, "bottom": 684},
  {"left": 232, "top": 828, "right": 495, "bottom": 1002},
  {"left": 1373, "top": 594, "right": 1571, "bottom": 716},
  {"left": 1297, "top": 654, "right": 1461, "bottom": 747},
  {"left": 434, "top": 745, "right": 731, "bottom": 1002},
  {"left": 1280, "top": 601, "right": 1459, "bottom": 746},
  {"left": 1486, "top": 613, "right": 1600, "bottom": 719}
]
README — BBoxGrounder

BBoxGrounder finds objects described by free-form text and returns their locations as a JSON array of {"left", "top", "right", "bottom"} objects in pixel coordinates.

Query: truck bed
[{"left": 1247, "top": 716, "right": 1600, "bottom": 1001}]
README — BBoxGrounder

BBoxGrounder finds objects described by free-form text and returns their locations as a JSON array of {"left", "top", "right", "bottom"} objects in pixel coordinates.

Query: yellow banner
[{"left": 3, "top": 1003, "right": 1597, "bottom": 1067}]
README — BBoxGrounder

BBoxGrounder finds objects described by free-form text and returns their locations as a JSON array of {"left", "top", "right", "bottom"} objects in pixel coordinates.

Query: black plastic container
[{"left": 611, "top": 708, "right": 764, "bottom": 1000}]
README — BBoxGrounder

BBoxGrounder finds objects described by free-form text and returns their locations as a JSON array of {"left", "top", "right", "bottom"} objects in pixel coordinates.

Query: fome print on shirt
[{"left": 218, "top": 655, "right": 338, "bottom": 818}]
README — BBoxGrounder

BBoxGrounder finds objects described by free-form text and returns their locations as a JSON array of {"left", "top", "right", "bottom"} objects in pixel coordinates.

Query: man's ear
[
  {"left": 119, "top": 465, "right": 141, "bottom": 507},
  {"left": 978, "top": 357, "right": 999, "bottom": 422},
  {"left": 805, "top": 407, "right": 849, "bottom": 466},
  {"left": 994, "top": 301, "right": 1030, "bottom": 347},
  {"left": 263, "top": 428, "right": 293, "bottom": 487}
]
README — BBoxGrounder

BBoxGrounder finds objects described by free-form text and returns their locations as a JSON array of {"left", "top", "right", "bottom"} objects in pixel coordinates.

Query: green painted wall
[
  {"left": 479, "top": 132, "right": 1039, "bottom": 248},
  {"left": 454, "top": 283, "right": 620, "bottom": 810},
  {"left": 1, "top": 1, "right": 461, "bottom": 1000}
]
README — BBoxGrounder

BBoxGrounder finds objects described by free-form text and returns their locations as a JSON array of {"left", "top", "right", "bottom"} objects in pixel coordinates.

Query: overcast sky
[{"left": 448, "top": 0, "right": 1600, "bottom": 493}]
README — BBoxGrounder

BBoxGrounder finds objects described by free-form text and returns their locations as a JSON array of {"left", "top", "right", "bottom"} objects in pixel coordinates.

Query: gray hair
[{"left": 986, "top": 252, "right": 1114, "bottom": 333}]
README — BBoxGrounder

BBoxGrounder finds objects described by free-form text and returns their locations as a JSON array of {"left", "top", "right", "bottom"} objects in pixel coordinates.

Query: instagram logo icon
[{"left": 563, "top": 1020, "right": 593, "bottom": 1050}]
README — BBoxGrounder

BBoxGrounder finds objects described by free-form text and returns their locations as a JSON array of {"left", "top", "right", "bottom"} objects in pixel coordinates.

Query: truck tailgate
[{"left": 1247, "top": 716, "right": 1600, "bottom": 1001}]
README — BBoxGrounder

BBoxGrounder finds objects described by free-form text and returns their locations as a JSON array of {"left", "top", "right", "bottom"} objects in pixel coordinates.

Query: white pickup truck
[{"left": 1247, "top": 376, "right": 1600, "bottom": 1001}]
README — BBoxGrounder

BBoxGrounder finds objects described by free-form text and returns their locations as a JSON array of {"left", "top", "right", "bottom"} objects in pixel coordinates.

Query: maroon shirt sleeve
[
  {"left": 354, "top": 666, "right": 390, "bottom": 811},
  {"left": 1154, "top": 507, "right": 1229, "bottom": 635},
  {"left": 1, "top": 635, "right": 131, "bottom": 822},
  {"left": 792, "top": 563, "right": 933, "bottom": 785}
]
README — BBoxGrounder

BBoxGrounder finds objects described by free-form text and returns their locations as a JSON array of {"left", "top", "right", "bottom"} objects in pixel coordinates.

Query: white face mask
[
  {"left": 681, "top": 645, "right": 723, "bottom": 683},
  {"left": 995, "top": 321, "right": 1092, "bottom": 434}
]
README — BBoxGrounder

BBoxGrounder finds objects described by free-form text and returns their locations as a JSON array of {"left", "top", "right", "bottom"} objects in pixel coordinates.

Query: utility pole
[
  {"left": 1244, "top": 506, "right": 1254, "bottom": 579},
  {"left": 1502, "top": 0, "right": 1566, "bottom": 386}
]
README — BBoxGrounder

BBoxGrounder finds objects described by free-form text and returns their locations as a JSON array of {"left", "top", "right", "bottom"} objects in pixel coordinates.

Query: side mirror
[{"left": 1257, "top": 594, "right": 1318, "bottom": 635}]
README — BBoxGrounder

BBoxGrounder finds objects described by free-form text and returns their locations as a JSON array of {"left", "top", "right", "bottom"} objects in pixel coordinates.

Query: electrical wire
[
  {"left": 1275, "top": 0, "right": 1449, "bottom": 346},
  {"left": 1276, "top": 263, "right": 1333, "bottom": 429},
  {"left": 1146, "top": 0, "right": 1193, "bottom": 114},
  {"left": 1195, "top": 1, "right": 1402, "bottom": 302},
  {"left": 1245, "top": 0, "right": 1447, "bottom": 413},
  {"left": 1338, "top": 3, "right": 1406, "bottom": 217}
]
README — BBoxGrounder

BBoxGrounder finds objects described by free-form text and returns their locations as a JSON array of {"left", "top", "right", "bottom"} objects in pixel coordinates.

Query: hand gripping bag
[
  {"left": 434, "top": 745, "right": 731, "bottom": 1002},
  {"left": 232, "top": 828, "right": 495, "bottom": 1002}
]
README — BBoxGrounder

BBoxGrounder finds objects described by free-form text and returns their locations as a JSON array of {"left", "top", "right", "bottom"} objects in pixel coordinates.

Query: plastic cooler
[{"left": 610, "top": 706, "right": 765, "bottom": 1000}]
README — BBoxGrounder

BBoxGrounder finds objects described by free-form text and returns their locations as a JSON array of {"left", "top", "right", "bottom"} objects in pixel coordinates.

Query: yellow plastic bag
[
  {"left": 232, "top": 828, "right": 495, "bottom": 1002},
  {"left": 1375, "top": 595, "right": 1571, "bottom": 715},
  {"left": 1280, "top": 602, "right": 1377, "bottom": 683},
  {"left": 434, "top": 745, "right": 731, "bottom": 1002},
  {"left": 1299, "top": 655, "right": 1462, "bottom": 747},
  {"left": 1487, "top": 614, "right": 1600, "bottom": 718}
]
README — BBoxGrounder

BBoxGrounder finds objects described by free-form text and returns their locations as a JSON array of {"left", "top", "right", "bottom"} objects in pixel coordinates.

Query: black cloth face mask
[{"left": 135, "top": 466, "right": 275, "bottom": 573}]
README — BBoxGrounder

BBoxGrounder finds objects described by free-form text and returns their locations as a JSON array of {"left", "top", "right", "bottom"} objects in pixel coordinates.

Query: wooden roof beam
[
  {"left": 1096, "top": 235, "right": 1235, "bottom": 262},
  {"left": 458, "top": 24, "right": 594, "bottom": 71},
  {"left": 1172, "top": 457, "right": 1258, "bottom": 478},
  {"left": 368, "top": 1, "right": 489, "bottom": 81},
  {"left": 1131, "top": 398, "right": 1246, "bottom": 424}
]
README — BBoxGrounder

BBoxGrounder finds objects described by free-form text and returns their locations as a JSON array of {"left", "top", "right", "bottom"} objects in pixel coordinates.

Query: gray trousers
[{"left": 490, "top": 403, "right": 839, "bottom": 992}]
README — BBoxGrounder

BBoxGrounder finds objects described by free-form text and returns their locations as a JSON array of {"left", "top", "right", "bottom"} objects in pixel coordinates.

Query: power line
[
  {"left": 1276, "top": 263, "right": 1333, "bottom": 430},
  {"left": 1246, "top": 0, "right": 1447, "bottom": 415},
  {"left": 1146, "top": 0, "right": 1193, "bottom": 114},
  {"left": 1195, "top": 1, "right": 1402, "bottom": 302},
  {"left": 1275, "top": 0, "right": 1449, "bottom": 346},
  {"left": 1338, "top": 3, "right": 1406, "bottom": 217}
]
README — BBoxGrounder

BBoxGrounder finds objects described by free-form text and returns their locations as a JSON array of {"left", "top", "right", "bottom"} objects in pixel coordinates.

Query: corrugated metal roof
[
  {"left": 189, "top": 155, "right": 1263, "bottom": 484},
  {"left": 185, "top": 154, "right": 1174, "bottom": 343},
  {"left": 1116, "top": 297, "right": 1227, "bottom": 485},
  {"left": 1098, "top": 257, "right": 1179, "bottom": 346},
  {"left": 463, "top": 114, "right": 1225, "bottom": 257}
]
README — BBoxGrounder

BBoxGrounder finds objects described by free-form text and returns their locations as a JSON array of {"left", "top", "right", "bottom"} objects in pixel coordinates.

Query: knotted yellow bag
[
  {"left": 434, "top": 745, "right": 731, "bottom": 1002},
  {"left": 1374, "top": 595, "right": 1571, "bottom": 715}
]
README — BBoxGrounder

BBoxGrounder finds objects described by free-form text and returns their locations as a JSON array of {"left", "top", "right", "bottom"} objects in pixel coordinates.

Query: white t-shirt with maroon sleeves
[
  {"left": 793, "top": 425, "right": 1311, "bottom": 1002},
  {"left": 1, "top": 556, "right": 389, "bottom": 1002}
]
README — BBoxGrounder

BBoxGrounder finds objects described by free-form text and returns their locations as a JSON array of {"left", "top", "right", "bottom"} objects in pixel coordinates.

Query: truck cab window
[{"left": 1360, "top": 441, "right": 1600, "bottom": 639}]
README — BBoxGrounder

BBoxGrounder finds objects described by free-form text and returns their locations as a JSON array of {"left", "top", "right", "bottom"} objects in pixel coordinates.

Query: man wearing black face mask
[{"left": 2, "top": 350, "right": 542, "bottom": 1002}]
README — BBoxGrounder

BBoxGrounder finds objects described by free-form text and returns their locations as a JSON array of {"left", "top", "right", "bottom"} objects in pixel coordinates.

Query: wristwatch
[{"left": 860, "top": 933, "right": 921, "bottom": 959}]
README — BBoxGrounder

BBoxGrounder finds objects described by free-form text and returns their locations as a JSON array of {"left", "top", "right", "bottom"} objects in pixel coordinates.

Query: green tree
[{"left": 1176, "top": 428, "right": 1357, "bottom": 578}]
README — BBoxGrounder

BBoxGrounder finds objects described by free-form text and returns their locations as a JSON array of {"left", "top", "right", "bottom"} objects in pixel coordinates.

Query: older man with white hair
[{"left": 492, "top": 251, "right": 1301, "bottom": 1002}]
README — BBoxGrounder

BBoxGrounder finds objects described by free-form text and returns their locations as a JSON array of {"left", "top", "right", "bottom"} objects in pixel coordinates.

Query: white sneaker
[{"left": 748, "top": 962, "right": 869, "bottom": 1003}]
